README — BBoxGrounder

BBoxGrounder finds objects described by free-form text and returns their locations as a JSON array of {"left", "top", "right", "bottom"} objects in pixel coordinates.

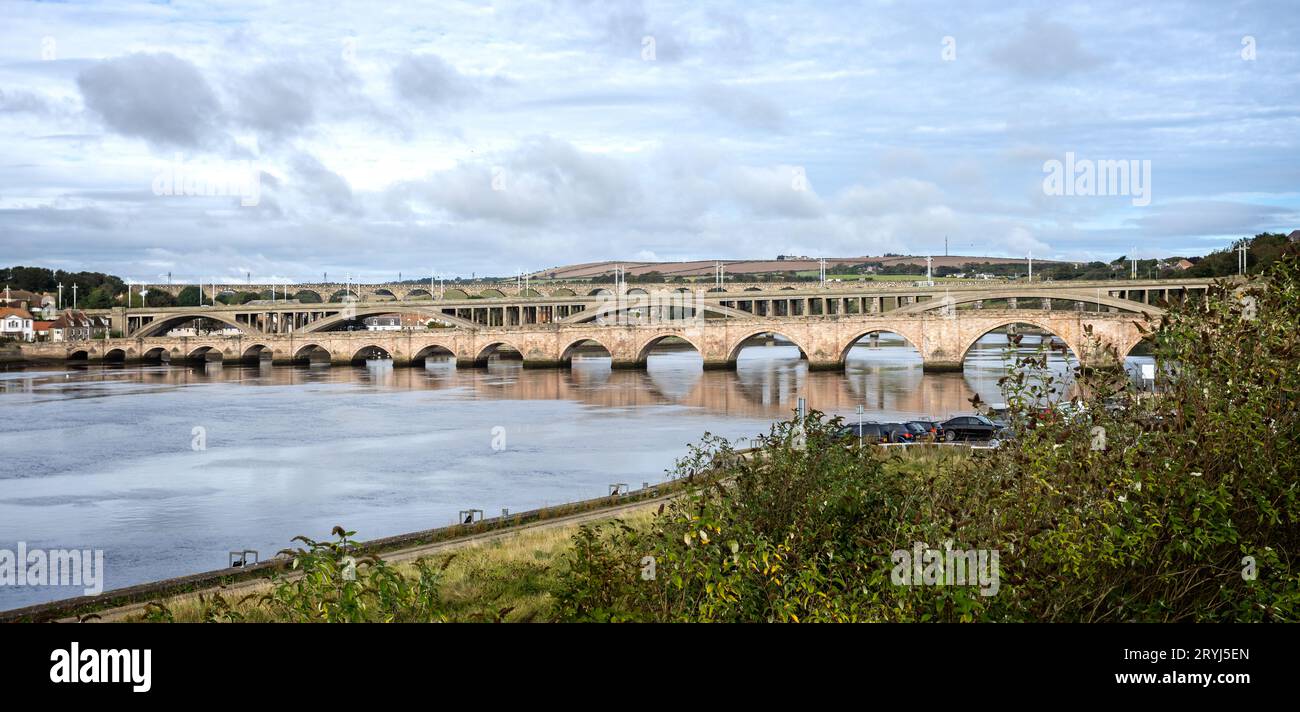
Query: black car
[
  {"left": 906, "top": 420, "right": 945, "bottom": 441},
  {"left": 879, "top": 422, "right": 920, "bottom": 443},
  {"left": 836, "top": 422, "right": 890, "bottom": 444},
  {"left": 939, "top": 415, "right": 1003, "bottom": 441}
]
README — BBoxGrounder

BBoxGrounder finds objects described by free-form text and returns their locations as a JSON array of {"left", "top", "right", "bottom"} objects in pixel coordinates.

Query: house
[
  {"left": 33, "top": 321, "right": 54, "bottom": 341},
  {"left": 49, "top": 310, "right": 89, "bottom": 342},
  {"left": 0, "top": 307, "right": 35, "bottom": 341},
  {"left": 1173, "top": 258, "right": 1195, "bottom": 270}
]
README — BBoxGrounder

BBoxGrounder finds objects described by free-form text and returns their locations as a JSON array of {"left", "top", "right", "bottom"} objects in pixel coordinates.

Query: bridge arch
[
  {"left": 371, "top": 288, "right": 398, "bottom": 301},
  {"left": 636, "top": 333, "right": 701, "bottom": 362},
  {"left": 142, "top": 347, "right": 170, "bottom": 363},
  {"left": 103, "top": 348, "right": 127, "bottom": 362},
  {"left": 133, "top": 313, "right": 253, "bottom": 338},
  {"left": 241, "top": 344, "right": 273, "bottom": 363},
  {"left": 839, "top": 328, "right": 923, "bottom": 366},
  {"left": 187, "top": 345, "right": 226, "bottom": 363},
  {"left": 727, "top": 330, "right": 809, "bottom": 362},
  {"left": 412, "top": 343, "right": 457, "bottom": 366},
  {"left": 893, "top": 290, "right": 1163, "bottom": 316},
  {"left": 294, "top": 343, "right": 331, "bottom": 364},
  {"left": 478, "top": 288, "right": 506, "bottom": 299},
  {"left": 442, "top": 288, "right": 470, "bottom": 300},
  {"left": 561, "top": 338, "right": 612, "bottom": 364},
  {"left": 957, "top": 319, "right": 1080, "bottom": 366},
  {"left": 587, "top": 288, "right": 613, "bottom": 297},
  {"left": 406, "top": 288, "right": 433, "bottom": 300},
  {"left": 292, "top": 289, "right": 323, "bottom": 303},
  {"left": 474, "top": 340, "right": 524, "bottom": 366},
  {"left": 303, "top": 306, "right": 478, "bottom": 332},
  {"left": 550, "top": 287, "right": 576, "bottom": 297},
  {"left": 68, "top": 349, "right": 89, "bottom": 361},
  {"left": 352, "top": 345, "right": 392, "bottom": 363}
]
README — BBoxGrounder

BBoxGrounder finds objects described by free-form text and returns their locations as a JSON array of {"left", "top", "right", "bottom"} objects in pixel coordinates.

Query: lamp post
[{"left": 57, "top": 282, "right": 63, "bottom": 310}]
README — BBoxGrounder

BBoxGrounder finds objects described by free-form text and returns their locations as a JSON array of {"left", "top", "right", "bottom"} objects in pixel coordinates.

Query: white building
[{"left": 0, "top": 307, "right": 35, "bottom": 341}]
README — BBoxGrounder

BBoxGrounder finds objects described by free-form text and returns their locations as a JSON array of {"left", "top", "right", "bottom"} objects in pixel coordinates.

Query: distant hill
[{"left": 528, "top": 254, "right": 1058, "bottom": 280}]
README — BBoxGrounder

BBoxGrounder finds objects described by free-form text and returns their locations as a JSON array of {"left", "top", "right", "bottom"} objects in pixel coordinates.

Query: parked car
[
  {"left": 879, "top": 422, "right": 920, "bottom": 443},
  {"left": 836, "top": 422, "right": 918, "bottom": 444},
  {"left": 939, "top": 414, "right": 1004, "bottom": 442},
  {"left": 907, "top": 420, "right": 946, "bottom": 442},
  {"left": 835, "top": 422, "right": 890, "bottom": 444}
]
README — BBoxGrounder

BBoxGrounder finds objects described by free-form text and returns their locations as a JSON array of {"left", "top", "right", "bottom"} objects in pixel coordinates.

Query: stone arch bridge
[{"left": 23, "top": 308, "right": 1153, "bottom": 372}]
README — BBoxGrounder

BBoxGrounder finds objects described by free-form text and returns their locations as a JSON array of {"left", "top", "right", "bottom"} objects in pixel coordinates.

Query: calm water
[{"left": 0, "top": 333, "right": 1153, "bottom": 609}]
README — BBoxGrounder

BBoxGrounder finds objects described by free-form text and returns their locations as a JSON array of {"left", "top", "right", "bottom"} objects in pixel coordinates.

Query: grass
[{"left": 120, "top": 508, "right": 658, "bottom": 623}]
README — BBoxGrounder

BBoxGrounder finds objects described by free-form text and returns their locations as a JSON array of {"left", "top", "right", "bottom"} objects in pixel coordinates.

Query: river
[{"left": 0, "top": 332, "right": 1153, "bottom": 609}]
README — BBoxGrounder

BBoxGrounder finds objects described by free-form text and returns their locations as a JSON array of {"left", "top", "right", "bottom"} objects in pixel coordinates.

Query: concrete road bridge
[
  {"left": 98, "top": 279, "right": 1200, "bottom": 340},
  {"left": 22, "top": 297, "right": 1160, "bottom": 372}
]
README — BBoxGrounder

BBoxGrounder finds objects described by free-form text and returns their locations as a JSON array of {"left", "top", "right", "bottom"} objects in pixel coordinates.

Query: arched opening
[
  {"left": 135, "top": 315, "right": 246, "bottom": 338},
  {"left": 68, "top": 350, "right": 89, "bottom": 361},
  {"left": 103, "top": 348, "right": 127, "bottom": 363},
  {"left": 706, "top": 287, "right": 726, "bottom": 293},
  {"left": 293, "top": 290, "right": 323, "bottom": 303},
  {"left": 729, "top": 331, "right": 808, "bottom": 363},
  {"left": 561, "top": 338, "right": 612, "bottom": 367},
  {"left": 478, "top": 288, "right": 506, "bottom": 299},
  {"left": 627, "top": 287, "right": 649, "bottom": 296},
  {"left": 241, "top": 344, "right": 273, "bottom": 364},
  {"left": 328, "top": 290, "right": 354, "bottom": 303},
  {"left": 142, "top": 347, "right": 170, "bottom": 364},
  {"left": 638, "top": 334, "right": 702, "bottom": 365},
  {"left": 294, "top": 344, "right": 331, "bottom": 365},
  {"left": 841, "top": 330, "right": 922, "bottom": 367},
  {"left": 351, "top": 345, "right": 392, "bottom": 364},
  {"left": 442, "top": 288, "right": 469, "bottom": 300},
  {"left": 187, "top": 346, "right": 224, "bottom": 364},
  {"left": 475, "top": 342, "right": 523, "bottom": 367},
  {"left": 371, "top": 289, "right": 398, "bottom": 302},
  {"left": 412, "top": 344, "right": 456, "bottom": 368},
  {"left": 406, "top": 288, "right": 433, "bottom": 301},
  {"left": 520, "top": 288, "right": 542, "bottom": 297},
  {"left": 961, "top": 322, "right": 1077, "bottom": 406},
  {"left": 550, "top": 287, "right": 576, "bottom": 297},
  {"left": 587, "top": 288, "right": 612, "bottom": 297}
]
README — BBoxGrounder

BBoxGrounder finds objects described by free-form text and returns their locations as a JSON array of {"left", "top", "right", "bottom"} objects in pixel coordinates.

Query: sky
[{"left": 1, "top": 0, "right": 1297, "bottom": 283}]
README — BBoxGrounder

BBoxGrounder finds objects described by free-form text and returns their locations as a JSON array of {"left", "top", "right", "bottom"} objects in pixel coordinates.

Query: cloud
[
  {"left": 690, "top": 83, "right": 787, "bottom": 131},
  {"left": 391, "top": 53, "right": 478, "bottom": 109},
  {"left": 988, "top": 15, "right": 1103, "bottom": 79},
  {"left": 76, "top": 53, "right": 224, "bottom": 148},
  {"left": 289, "top": 152, "right": 358, "bottom": 216}
]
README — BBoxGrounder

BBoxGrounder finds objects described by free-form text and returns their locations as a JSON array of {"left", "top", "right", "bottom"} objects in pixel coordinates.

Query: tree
[
  {"left": 177, "top": 286, "right": 201, "bottom": 306},
  {"left": 82, "top": 286, "right": 114, "bottom": 309}
]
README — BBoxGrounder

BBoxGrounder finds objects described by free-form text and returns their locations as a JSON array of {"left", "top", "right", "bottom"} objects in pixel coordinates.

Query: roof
[{"left": 0, "top": 307, "right": 34, "bottom": 319}]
